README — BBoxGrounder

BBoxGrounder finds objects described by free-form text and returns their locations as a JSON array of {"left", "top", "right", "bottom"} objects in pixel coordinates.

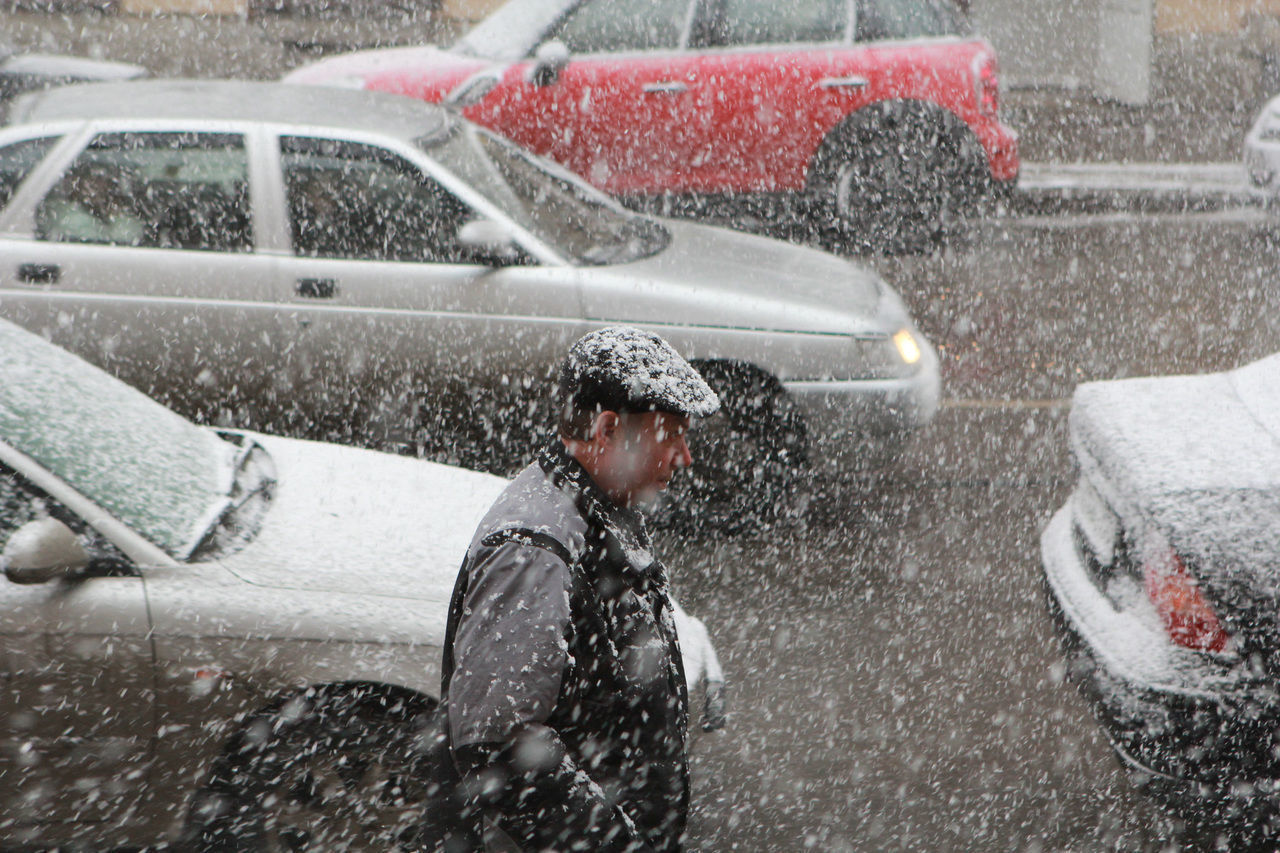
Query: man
[{"left": 441, "top": 326, "right": 720, "bottom": 852}]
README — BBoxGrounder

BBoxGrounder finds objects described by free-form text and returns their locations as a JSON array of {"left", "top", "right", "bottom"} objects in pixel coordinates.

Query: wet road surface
[{"left": 663, "top": 208, "right": 1280, "bottom": 852}]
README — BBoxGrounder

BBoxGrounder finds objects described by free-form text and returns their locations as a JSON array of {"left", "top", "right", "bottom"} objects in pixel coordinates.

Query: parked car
[
  {"left": 0, "top": 315, "right": 723, "bottom": 850},
  {"left": 0, "top": 41, "right": 146, "bottom": 119},
  {"left": 283, "top": 0, "right": 1020, "bottom": 247},
  {"left": 1245, "top": 94, "right": 1280, "bottom": 196},
  {"left": 1041, "top": 354, "right": 1280, "bottom": 838},
  {"left": 0, "top": 79, "right": 938, "bottom": 524}
]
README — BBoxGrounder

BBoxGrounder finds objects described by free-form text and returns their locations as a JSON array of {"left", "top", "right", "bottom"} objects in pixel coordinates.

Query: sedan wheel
[
  {"left": 658, "top": 362, "right": 808, "bottom": 534},
  {"left": 184, "top": 687, "right": 466, "bottom": 852}
]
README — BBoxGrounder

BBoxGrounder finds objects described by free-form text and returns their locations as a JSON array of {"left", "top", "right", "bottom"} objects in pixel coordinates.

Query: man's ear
[{"left": 590, "top": 410, "right": 621, "bottom": 442}]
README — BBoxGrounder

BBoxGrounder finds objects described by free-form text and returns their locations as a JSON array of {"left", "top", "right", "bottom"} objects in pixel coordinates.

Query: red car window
[
  {"left": 718, "top": 0, "right": 850, "bottom": 46},
  {"left": 856, "top": 0, "right": 971, "bottom": 41},
  {"left": 552, "top": 0, "right": 694, "bottom": 54}
]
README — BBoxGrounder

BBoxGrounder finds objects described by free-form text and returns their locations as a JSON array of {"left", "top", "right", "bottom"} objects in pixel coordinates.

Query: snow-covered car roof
[
  {"left": 0, "top": 319, "right": 235, "bottom": 557},
  {"left": 0, "top": 53, "right": 148, "bottom": 82},
  {"left": 7, "top": 78, "right": 452, "bottom": 142}
]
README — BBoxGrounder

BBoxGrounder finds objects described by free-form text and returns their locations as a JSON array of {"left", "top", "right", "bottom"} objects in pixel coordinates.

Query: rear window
[
  {"left": 857, "top": 0, "right": 971, "bottom": 40},
  {"left": 0, "top": 135, "right": 55, "bottom": 209}
]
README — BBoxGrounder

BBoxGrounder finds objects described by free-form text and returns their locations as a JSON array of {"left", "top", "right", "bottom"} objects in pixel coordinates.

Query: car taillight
[
  {"left": 974, "top": 55, "right": 999, "bottom": 118},
  {"left": 1142, "top": 543, "right": 1231, "bottom": 653}
]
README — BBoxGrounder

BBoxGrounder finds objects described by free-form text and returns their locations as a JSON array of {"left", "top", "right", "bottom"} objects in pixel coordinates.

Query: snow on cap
[{"left": 558, "top": 326, "right": 720, "bottom": 419}]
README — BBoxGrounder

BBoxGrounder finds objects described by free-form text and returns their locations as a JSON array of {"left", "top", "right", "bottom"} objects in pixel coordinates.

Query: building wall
[{"left": 1156, "top": 0, "right": 1280, "bottom": 33}]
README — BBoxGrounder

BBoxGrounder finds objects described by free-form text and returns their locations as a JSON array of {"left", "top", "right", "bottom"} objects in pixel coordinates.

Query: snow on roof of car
[
  {"left": 0, "top": 319, "right": 234, "bottom": 558},
  {"left": 8, "top": 78, "right": 451, "bottom": 141}
]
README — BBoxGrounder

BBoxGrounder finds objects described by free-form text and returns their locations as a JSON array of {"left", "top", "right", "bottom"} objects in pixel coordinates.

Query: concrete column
[
  {"left": 973, "top": 0, "right": 1100, "bottom": 90},
  {"left": 1095, "top": 0, "right": 1153, "bottom": 103}
]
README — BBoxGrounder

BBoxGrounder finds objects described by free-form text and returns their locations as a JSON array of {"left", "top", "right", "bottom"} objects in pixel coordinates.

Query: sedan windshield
[
  {"left": 424, "top": 124, "right": 669, "bottom": 265},
  {"left": 0, "top": 320, "right": 266, "bottom": 560}
]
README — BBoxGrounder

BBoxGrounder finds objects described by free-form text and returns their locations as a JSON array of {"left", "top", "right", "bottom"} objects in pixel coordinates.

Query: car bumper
[
  {"left": 977, "top": 117, "right": 1020, "bottom": 185},
  {"left": 783, "top": 337, "right": 939, "bottom": 474},
  {"left": 1040, "top": 507, "right": 1280, "bottom": 806}
]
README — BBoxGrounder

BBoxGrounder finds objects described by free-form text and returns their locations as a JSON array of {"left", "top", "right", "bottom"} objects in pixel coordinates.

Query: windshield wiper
[{"left": 190, "top": 439, "right": 277, "bottom": 560}]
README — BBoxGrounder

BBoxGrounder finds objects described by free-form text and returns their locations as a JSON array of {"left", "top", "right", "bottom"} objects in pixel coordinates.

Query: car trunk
[{"left": 1069, "top": 357, "right": 1280, "bottom": 673}]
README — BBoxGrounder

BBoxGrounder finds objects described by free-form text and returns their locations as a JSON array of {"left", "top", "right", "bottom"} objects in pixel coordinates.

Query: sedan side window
[
  {"left": 549, "top": 0, "right": 693, "bottom": 54},
  {"left": 716, "top": 0, "right": 849, "bottom": 46},
  {"left": 0, "top": 136, "right": 56, "bottom": 210},
  {"left": 281, "top": 136, "right": 479, "bottom": 264},
  {"left": 34, "top": 132, "right": 252, "bottom": 252}
]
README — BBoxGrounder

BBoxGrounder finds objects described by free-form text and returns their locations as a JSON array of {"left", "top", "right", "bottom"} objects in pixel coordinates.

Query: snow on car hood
[
  {"left": 216, "top": 433, "right": 506, "bottom": 602},
  {"left": 585, "top": 218, "right": 887, "bottom": 336},
  {"left": 282, "top": 44, "right": 481, "bottom": 86}
]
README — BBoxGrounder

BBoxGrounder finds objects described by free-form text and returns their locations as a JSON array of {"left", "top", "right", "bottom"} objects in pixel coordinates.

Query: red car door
[
  {"left": 691, "top": 0, "right": 869, "bottom": 194},
  {"left": 466, "top": 0, "right": 708, "bottom": 196}
]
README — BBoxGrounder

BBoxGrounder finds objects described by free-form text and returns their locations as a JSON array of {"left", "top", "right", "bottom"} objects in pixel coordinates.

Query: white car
[
  {"left": 0, "top": 317, "right": 722, "bottom": 851},
  {"left": 1041, "top": 353, "right": 1280, "bottom": 841},
  {"left": 1245, "top": 95, "right": 1280, "bottom": 194}
]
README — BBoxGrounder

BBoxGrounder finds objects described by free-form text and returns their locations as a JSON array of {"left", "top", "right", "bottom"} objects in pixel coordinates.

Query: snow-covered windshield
[
  {"left": 0, "top": 320, "right": 241, "bottom": 559},
  {"left": 453, "top": 0, "right": 577, "bottom": 60},
  {"left": 425, "top": 123, "right": 670, "bottom": 264}
]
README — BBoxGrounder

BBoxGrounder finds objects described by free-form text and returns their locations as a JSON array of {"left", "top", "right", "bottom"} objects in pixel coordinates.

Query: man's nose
[{"left": 674, "top": 436, "right": 693, "bottom": 469}]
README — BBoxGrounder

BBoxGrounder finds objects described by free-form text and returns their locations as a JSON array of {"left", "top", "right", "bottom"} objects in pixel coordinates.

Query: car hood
[
  {"left": 583, "top": 218, "right": 889, "bottom": 336},
  {"left": 215, "top": 433, "right": 506, "bottom": 603},
  {"left": 282, "top": 44, "right": 483, "bottom": 88},
  {"left": 1070, "top": 354, "right": 1280, "bottom": 660}
]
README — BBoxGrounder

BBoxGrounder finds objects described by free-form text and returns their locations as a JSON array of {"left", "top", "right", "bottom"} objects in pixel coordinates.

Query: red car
[{"left": 285, "top": 0, "right": 1018, "bottom": 245}]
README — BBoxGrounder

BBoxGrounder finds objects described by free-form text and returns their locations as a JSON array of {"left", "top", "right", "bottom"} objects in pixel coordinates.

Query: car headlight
[{"left": 893, "top": 328, "right": 922, "bottom": 365}]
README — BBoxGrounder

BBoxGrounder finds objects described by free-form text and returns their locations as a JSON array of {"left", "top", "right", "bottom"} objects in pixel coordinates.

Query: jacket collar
[{"left": 538, "top": 438, "right": 658, "bottom": 580}]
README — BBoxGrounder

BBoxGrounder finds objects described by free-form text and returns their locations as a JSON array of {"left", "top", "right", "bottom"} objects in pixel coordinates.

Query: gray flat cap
[{"left": 558, "top": 326, "right": 720, "bottom": 419}]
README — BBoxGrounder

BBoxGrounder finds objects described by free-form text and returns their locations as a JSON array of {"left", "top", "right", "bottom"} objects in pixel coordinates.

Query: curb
[{"left": 1010, "top": 162, "right": 1272, "bottom": 215}]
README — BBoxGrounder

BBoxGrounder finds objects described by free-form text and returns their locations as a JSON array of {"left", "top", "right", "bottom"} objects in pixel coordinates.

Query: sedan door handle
[
  {"left": 296, "top": 278, "right": 336, "bottom": 299},
  {"left": 641, "top": 81, "right": 689, "bottom": 95},
  {"left": 17, "top": 263, "right": 59, "bottom": 284},
  {"left": 818, "top": 75, "right": 870, "bottom": 90}
]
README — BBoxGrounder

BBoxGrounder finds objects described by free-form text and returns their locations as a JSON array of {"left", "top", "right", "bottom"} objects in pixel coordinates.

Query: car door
[
  {"left": 0, "top": 464, "right": 153, "bottom": 832},
  {"left": 0, "top": 127, "right": 294, "bottom": 432},
  {"left": 270, "top": 134, "right": 585, "bottom": 463},
  {"left": 467, "top": 0, "right": 708, "bottom": 195},
  {"left": 693, "top": 0, "right": 871, "bottom": 192}
]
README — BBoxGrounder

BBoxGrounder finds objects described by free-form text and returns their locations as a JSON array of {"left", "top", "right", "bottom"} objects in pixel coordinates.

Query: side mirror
[
  {"left": 446, "top": 66, "right": 503, "bottom": 108},
  {"left": 528, "top": 40, "right": 569, "bottom": 87},
  {"left": 3, "top": 518, "right": 89, "bottom": 584},
  {"left": 457, "top": 218, "right": 522, "bottom": 265}
]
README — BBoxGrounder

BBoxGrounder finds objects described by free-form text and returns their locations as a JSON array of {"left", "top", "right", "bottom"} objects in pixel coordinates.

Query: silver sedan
[
  {"left": 0, "top": 79, "right": 938, "bottom": 507},
  {"left": 0, "top": 316, "right": 723, "bottom": 850}
]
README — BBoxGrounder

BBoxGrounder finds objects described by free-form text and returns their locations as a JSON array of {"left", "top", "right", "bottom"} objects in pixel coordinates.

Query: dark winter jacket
[{"left": 442, "top": 439, "right": 690, "bottom": 853}]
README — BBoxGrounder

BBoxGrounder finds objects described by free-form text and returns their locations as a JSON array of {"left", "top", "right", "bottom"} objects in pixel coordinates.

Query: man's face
[{"left": 600, "top": 411, "right": 693, "bottom": 507}]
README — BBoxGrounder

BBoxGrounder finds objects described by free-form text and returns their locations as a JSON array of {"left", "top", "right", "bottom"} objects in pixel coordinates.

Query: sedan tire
[{"left": 658, "top": 361, "right": 808, "bottom": 534}]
